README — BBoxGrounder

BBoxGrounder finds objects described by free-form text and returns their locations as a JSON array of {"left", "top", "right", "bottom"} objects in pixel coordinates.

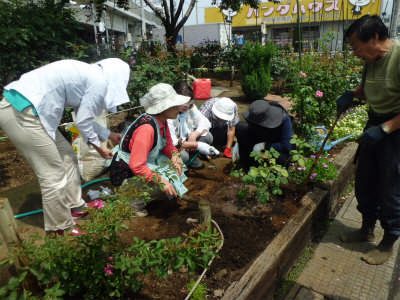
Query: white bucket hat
[
  {"left": 140, "top": 83, "right": 190, "bottom": 114},
  {"left": 212, "top": 97, "right": 235, "bottom": 121},
  {"left": 94, "top": 58, "right": 131, "bottom": 113}
]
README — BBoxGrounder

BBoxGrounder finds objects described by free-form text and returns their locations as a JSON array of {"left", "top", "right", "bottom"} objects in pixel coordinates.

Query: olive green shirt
[{"left": 362, "top": 40, "right": 400, "bottom": 114}]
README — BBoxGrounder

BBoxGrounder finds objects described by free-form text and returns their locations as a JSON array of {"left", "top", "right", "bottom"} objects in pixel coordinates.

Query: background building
[{"left": 205, "top": 0, "right": 382, "bottom": 51}]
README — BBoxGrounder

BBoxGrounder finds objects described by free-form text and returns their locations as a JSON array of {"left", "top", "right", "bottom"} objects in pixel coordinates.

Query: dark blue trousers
[{"left": 355, "top": 114, "right": 400, "bottom": 236}]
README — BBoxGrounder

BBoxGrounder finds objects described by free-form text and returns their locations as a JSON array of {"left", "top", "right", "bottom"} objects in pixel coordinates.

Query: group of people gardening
[{"left": 1, "top": 15, "right": 399, "bottom": 265}]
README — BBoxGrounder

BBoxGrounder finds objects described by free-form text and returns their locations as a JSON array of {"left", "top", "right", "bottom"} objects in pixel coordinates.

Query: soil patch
[{"left": 80, "top": 157, "right": 300, "bottom": 300}]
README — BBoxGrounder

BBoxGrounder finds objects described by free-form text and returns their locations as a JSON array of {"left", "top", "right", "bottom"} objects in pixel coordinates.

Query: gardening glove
[
  {"left": 197, "top": 142, "right": 220, "bottom": 156},
  {"left": 336, "top": 90, "right": 354, "bottom": 114},
  {"left": 223, "top": 146, "right": 233, "bottom": 158},
  {"left": 358, "top": 125, "right": 387, "bottom": 144},
  {"left": 253, "top": 142, "right": 265, "bottom": 152}
]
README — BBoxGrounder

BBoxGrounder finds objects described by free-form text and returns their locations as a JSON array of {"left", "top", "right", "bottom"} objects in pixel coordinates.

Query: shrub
[
  {"left": 124, "top": 45, "right": 191, "bottom": 111},
  {"left": 240, "top": 41, "right": 275, "bottom": 100},
  {"left": 0, "top": 178, "right": 221, "bottom": 299},
  {"left": 287, "top": 51, "right": 363, "bottom": 137},
  {"left": 0, "top": 0, "right": 87, "bottom": 87}
]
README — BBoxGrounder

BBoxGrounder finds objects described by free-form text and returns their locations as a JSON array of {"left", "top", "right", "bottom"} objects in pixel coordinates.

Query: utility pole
[
  {"left": 196, "top": 0, "right": 199, "bottom": 24},
  {"left": 389, "top": 0, "right": 399, "bottom": 38},
  {"left": 141, "top": 0, "right": 146, "bottom": 39}
]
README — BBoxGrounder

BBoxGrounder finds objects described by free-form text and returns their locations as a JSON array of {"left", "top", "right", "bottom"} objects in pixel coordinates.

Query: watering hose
[
  {"left": 13, "top": 177, "right": 111, "bottom": 219},
  {"left": 185, "top": 151, "right": 201, "bottom": 167},
  {"left": 184, "top": 219, "right": 224, "bottom": 300}
]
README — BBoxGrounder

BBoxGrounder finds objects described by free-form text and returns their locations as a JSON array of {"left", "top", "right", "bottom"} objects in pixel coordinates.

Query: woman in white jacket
[{"left": 0, "top": 58, "right": 130, "bottom": 234}]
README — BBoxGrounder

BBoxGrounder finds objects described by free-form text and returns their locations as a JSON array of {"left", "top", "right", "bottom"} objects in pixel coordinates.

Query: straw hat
[{"left": 140, "top": 83, "right": 190, "bottom": 114}]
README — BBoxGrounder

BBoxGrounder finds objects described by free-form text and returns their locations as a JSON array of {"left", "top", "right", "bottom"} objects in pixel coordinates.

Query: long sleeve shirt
[
  {"left": 168, "top": 104, "right": 211, "bottom": 146},
  {"left": 265, "top": 115, "right": 293, "bottom": 154},
  {"left": 4, "top": 59, "right": 130, "bottom": 147},
  {"left": 129, "top": 116, "right": 177, "bottom": 181}
]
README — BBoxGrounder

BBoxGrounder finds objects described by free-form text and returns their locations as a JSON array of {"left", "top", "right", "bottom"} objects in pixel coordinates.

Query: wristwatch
[{"left": 381, "top": 123, "right": 391, "bottom": 134}]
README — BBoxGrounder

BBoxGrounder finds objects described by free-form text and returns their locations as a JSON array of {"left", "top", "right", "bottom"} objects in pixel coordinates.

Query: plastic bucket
[{"left": 193, "top": 78, "right": 211, "bottom": 100}]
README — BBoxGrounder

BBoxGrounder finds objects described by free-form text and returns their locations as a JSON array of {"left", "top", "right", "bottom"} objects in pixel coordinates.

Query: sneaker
[
  {"left": 189, "top": 158, "right": 204, "bottom": 170},
  {"left": 71, "top": 211, "right": 89, "bottom": 219},
  {"left": 71, "top": 203, "right": 88, "bottom": 219}
]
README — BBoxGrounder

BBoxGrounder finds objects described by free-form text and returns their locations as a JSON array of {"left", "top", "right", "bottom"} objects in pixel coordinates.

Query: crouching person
[
  {"left": 109, "top": 83, "right": 190, "bottom": 216},
  {"left": 236, "top": 100, "right": 293, "bottom": 172},
  {"left": 168, "top": 81, "right": 214, "bottom": 169}
]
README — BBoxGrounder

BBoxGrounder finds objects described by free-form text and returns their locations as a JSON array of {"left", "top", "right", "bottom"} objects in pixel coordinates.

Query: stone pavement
[{"left": 286, "top": 191, "right": 400, "bottom": 300}]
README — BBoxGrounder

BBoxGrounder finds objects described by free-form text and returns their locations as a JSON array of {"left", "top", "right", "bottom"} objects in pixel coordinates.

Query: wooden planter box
[{"left": 222, "top": 142, "right": 357, "bottom": 300}]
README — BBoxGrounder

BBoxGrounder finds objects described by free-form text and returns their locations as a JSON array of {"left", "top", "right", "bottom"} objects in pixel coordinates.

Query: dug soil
[
  {"left": 0, "top": 132, "right": 300, "bottom": 300},
  {"left": 0, "top": 84, "right": 302, "bottom": 299}
]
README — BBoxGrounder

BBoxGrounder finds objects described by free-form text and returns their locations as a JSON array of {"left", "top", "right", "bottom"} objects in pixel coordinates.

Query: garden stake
[{"left": 302, "top": 112, "right": 341, "bottom": 193}]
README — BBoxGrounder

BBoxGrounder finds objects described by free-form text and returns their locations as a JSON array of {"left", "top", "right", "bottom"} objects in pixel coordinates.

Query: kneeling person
[
  {"left": 109, "top": 83, "right": 189, "bottom": 216},
  {"left": 236, "top": 100, "right": 293, "bottom": 171}
]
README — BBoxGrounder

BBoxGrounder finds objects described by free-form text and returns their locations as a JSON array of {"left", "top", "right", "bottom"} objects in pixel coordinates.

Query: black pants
[
  {"left": 236, "top": 121, "right": 289, "bottom": 171},
  {"left": 355, "top": 112, "right": 400, "bottom": 236},
  {"left": 210, "top": 121, "right": 227, "bottom": 151}
]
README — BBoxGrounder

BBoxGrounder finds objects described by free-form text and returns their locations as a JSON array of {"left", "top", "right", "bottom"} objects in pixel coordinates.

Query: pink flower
[
  {"left": 87, "top": 199, "right": 105, "bottom": 209},
  {"left": 104, "top": 263, "right": 115, "bottom": 276},
  {"left": 299, "top": 71, "right": 307, "bottom": 78},
  {"left": 106, "top": 256, "right": 114, "bottom": 262},
  {"left": 315, "top": 90, "right": 323, "bottom": 98},
  {"left": 309, "top": 173, "right": 318, "bottom": 180},
  {"left": 323, "top": 163, "right": 328, "bottom": 168}
]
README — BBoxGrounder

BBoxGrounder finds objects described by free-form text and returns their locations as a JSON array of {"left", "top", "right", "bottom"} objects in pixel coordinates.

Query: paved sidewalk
[{"left": 287, "top": 192, "right": 400, "bottom": 300}]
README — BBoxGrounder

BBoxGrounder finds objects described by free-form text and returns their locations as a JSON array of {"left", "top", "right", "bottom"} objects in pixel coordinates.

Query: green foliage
[
  {"left": 185, "top": 279, "right": 207, "bottom": 300},
  {"left": 220, "top": 44, "right": 244, "bottom": 71},
  {"left": 240, "top": 41, "right": 274, "bottom": 100},
  {"left": 1, "top": 188, "right": 221, "bottom": 299},
  {"left": 115, "top": 176, "right": 154, "bottom": 206},
  {"left": 282, "top": 49, "right": 362, "bottom": 137},
  {"left": 190, "top": 42, "right": 223, "bottom": 70},
  {"left": 330, "top": 105, "right": 368, "bottom": 141},
  {"left": 288, "top": 137, "right": 337, "bottom": 184},
  {"left": 126, "top": 46, "right": 190, "bottom": 108},
  {"left": 0, "top": 0, "right": 87, "bottom": 87},
  {"left": 232, "top": 148, "right": 289, "bottom": 204}
]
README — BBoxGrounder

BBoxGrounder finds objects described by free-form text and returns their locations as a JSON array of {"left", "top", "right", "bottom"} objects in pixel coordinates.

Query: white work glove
[
  {"left": 253, "top": 142, "right": 265, "bottom": 152},
  {"left": 197, "top": 142, "right": 220, "bottom": 156}
]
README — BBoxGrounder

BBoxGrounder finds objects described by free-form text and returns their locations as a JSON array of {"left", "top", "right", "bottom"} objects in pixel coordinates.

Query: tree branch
[
  {"left": 176, "top": 0, "right": 196, "bottom": 33},
  {"left": 143, "top": 0, "right": 166, "bottom": 22},
  {"left": 162, "top": 0, "right": 171, "bottom": 25}
]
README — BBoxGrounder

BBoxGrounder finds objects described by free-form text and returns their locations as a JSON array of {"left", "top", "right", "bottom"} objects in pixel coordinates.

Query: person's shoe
[
  {"left": 189, "top": 158, "right": 204, "bottom": 170},
  {"left": 340, "top": 216, "right": 376, "bottom": 243},
  {"left": 71, "top": 211, "right": 89, "bottom": 219},
  {"left": 71, "top": 203, "right": 89, "bottom": 219},
  {"left": 362, "top": 231, "right": 398, "bottom": 265}
]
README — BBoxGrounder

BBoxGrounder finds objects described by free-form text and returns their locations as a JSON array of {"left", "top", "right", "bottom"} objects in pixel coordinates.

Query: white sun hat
[
  {"left": 140, "top": 83, "right": 190, "bottom": 114},
  {"left": 94, "top": 58, "right": 131, "bottom": 113},
  {"left": 212, "top": 97, "right": 236, "bottom": 121}
]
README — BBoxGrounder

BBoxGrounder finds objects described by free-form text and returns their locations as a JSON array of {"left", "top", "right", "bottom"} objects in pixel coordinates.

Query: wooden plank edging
[
  {"left": 221, "top": 142, "right": 358, "bottom": 299},
  {"left": 222, "top": 188, "right": 328, "bottom": 300}
]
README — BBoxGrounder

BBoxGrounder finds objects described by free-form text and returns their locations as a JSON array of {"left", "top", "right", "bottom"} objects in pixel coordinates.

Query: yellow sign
[{"left": 206, "top": 0, "right": 381, "bottom": 26}]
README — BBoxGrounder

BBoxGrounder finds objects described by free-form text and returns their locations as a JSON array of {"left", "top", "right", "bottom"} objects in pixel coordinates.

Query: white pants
[{"left": 0, "top": 98, "right": 84, "bottom": 231}]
